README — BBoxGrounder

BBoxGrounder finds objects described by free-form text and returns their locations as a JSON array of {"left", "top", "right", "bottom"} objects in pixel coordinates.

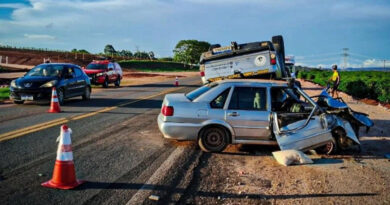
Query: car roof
[
  {"left": 37, "top": 63, "right": 79, "bottom": 67},
  {"left": 215, "top": 79, "right": 288, "bottom": 87}
]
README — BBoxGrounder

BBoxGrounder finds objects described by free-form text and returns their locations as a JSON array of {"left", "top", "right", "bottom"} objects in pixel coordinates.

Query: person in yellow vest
[{"left": 328, "top": 64, "right": 340, "bottom": 98}]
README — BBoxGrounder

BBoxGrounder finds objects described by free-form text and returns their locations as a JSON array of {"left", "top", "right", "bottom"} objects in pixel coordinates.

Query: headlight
[
  {"left": 96, "top": 72, "right": 104, "bottom": 77},
  {"left": 40, "top": 80, "right": 57, "bottom": 88},
  {"left": 10, "top": 80, "right": 17, "bottom": 88}
]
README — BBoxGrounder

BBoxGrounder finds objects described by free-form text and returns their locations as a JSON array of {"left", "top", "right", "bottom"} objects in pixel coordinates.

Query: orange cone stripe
[{"left": 60, "top": 144, "right": 72, "bottom": 152}]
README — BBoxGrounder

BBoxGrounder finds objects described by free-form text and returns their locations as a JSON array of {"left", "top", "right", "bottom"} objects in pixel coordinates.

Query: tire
[
  {"left": 82, "top": 86, "right": 91, "bottom": 100},
  {"left": 57, "top": 88, "right": 64, "bottom": 105},
  {"left": 103, "top": 77, "right": 109, "bottom": 88},
  {"left": 114, "top": 76, "right": 121, "bottom": 87},
  {"left": 208, "top": 44, "right": 221, "bottom": 51},
  {"left": 315, "top": 139, "right": 338, "bottom": 155},
  {"left": 272, "top": 35, "right": 287, "bottom": 78},
  {"left": 13, "top": 100, "right": 24, "bottom": 104},
  {"left": 198, "top": 126, "right": 228, "bottom": 152}
]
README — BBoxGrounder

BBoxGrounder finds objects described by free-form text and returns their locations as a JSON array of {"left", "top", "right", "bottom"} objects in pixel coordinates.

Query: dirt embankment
[{"left": 181, "top": 80, "right": 390, "bottom": 205}]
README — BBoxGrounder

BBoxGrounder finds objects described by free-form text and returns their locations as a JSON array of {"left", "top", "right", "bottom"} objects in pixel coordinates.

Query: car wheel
[
  {"left": 57, "top": 88, "right": 64, "bottom": 105},
  {"left": 315, "top": 139, "right": 337, "bottom": 155},
  {"left": 114, "top": 76, "right": 121, "bottom": 87},
  {"left": 13, "top": 100, "right": 24, "bottom": 104},
  {"left": 198, "top": 126, "right": 228, "bottom": 152},
  {"left": 103, "top": 77, "right": 109, "bottom": 88},
  {"left": 82, "top": 86, "right": 91, "bottom": 100}
]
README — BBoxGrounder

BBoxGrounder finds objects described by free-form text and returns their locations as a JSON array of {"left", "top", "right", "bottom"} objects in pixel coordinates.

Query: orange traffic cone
[
  {"left": 41, "top": 125, "right": 85, "bottom": 189},
  {"left": 48, "top": 87, "right": 61, "bottom": 113},
  {"left": 175, "top": 76, "right": 179, "bottom": 86}
]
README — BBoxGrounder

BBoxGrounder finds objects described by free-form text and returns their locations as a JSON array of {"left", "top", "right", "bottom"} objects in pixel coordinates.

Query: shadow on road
[{"left": 77, "top": 181, "right": 376, "bottom": 200}]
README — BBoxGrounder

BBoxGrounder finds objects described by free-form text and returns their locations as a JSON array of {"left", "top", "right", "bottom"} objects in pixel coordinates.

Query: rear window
[
  {"left": 186, "top": 83, "right": 218, "bottom": 101},
  {"left": 86, "top": 63, "right": 108, "bottom": 70}
]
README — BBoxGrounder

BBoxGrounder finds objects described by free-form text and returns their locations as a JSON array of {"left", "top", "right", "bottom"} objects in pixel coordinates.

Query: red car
[{"left": 83, "top": 60, "right": 123, "bottom": 87}]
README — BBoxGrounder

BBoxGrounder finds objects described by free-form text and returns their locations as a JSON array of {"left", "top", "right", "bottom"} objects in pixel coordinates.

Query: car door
[
  {"left": 73, "top": 66, "right": 87, "bottom": 94},
  {"left": 107, "top": 63, "right": 115, "bottom": 82},
  {"left": 225, "top": 86, "right": 271, "bottom": 140},
  {"left": 63, "top": 66, "right": 78, "bottom": 97},
  {"left": 272, "top": 108, "right": 333, "bottom": 151}
]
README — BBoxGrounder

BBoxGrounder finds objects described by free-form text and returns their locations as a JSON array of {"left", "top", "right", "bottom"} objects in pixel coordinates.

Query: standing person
[{"left": 328, "top": 64, "right": 340, "bottom": 98}]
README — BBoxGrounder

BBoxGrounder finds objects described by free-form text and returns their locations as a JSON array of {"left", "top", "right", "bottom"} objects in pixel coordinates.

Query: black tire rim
[
  {"left": 57, "top": 90, "right": 64, "bottom": 104},
  {"left": 203, "top": 128, "right": 225, "bottom": 150},
  {"left": 85, "top": 88, "right": 90, "bottom": 99},
  {"left": 322, "top": 141, "right": 335, "bottom": 155}
]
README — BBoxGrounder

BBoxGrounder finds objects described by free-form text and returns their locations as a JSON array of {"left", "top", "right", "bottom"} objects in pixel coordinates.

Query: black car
[{"left": 10, "top": 63, "right": 91, "bottom": 105}]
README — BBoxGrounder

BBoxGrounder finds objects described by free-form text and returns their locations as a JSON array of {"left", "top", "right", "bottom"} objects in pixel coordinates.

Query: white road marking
[{"left": 126, "top": 147, "right": 186, "bottom": 204}]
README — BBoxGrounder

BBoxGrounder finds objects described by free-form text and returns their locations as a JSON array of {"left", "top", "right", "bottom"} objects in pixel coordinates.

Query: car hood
[
  {"left": 83, "top": 69, "right": 105, "bottom": 74},
  {"left": 16, "top": 76, "right": 58, "bottom": 88}
]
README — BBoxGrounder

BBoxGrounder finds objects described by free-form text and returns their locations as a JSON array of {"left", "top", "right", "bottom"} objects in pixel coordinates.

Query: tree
[
  {"left": 173, "top": 40, "right": 210, "bottom": 66},
  {"left": 134, "top": 51, "right": 150, "bottom": 59},
  {"left": 148, "top": 51, "right": 155, "bottom": 60},
  {"left": 104, "top": 44, "right": 116, "bottom": 55},
  {"left": 118, "top": 50, "right": 133, "bottom": 57}
]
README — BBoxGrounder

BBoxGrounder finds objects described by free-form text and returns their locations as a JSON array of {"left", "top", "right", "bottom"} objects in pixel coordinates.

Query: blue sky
[{"left": 0, "top": 0, "right": 390, "bottom": 68}]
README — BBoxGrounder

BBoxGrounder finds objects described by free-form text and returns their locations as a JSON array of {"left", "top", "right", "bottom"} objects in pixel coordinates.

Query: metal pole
[{"left": 5, "top": 56, "right": 8, "bottom": 64}]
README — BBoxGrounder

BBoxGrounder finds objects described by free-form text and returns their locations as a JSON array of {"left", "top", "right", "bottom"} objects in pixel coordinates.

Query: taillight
[
  {"left": 200, "top": 71, "right": 205, "bottom": 77},
  {"left": 270, "top": 53, "right": 276, "bottom": 65},
  {"left": 162, "top": 105, "right": 174, "bottom": 116}
]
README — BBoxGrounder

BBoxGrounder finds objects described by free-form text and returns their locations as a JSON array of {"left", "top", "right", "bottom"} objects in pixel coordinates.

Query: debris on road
[
  {"left": 272, "top": 150, "right": 313, "bottom": 166},
  {"left": 148, "top": 195, "right": 160, "bottom": 201}
]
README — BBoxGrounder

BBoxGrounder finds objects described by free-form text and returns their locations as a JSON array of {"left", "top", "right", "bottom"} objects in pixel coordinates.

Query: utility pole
[{"left": 342, "top": 48, "right": 349, "bottom": 69}]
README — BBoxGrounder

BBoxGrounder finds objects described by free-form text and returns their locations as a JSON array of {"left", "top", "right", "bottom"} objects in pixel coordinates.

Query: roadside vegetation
[
  {"left": 118, "top": 60, "right": 198, "bottom": 72},
  {"left": 298, "top": 69, "right": 390, "bottom": 103},
  {"left": 0, "top": 87, "right": 10, "bottom": 100}
]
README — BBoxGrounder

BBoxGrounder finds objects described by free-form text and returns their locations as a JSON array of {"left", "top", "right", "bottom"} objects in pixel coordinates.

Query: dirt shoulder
[{"left": 180, "top": 80, "right": 390, "bottom": 205}]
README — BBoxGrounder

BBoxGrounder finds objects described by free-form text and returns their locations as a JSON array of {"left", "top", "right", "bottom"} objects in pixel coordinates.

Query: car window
[
  {"left": 63, "top": 66, "right": 76, "bottom": 78},
  {"left": 26, "top": 65, "right": 63, "bottom": 77},
  {"left": 86, "top": 63, "right": 107, "bottom": 70},
  {"left": 74, "top": 67, "right": 83, "bottom": 77},
  {"left": 228, "top": 87, "right": 267, "bottom": 111},
  {"left": 186, "top": 83, "right": 218, "bottom": 101},
  {"left": 210, "top": 88, "right": 230, "bottom": 109}
]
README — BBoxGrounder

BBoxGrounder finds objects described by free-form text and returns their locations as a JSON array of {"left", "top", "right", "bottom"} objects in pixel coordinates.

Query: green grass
[
  {"left": 0, "top": 87, "right": 10, "bottom": 100},
  {"left": 131, "top": 67, "right": 198, "bottom": 72},
  {"left": 118, "top": 60, "right": 199, "bottom": 72},
  {"left": 298, "top": 69, "right": 390, "bottom": 103}
]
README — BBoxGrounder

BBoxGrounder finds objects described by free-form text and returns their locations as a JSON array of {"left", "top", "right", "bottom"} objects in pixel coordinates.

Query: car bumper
[
  {"left": 10, "top": 87, "right": 52, "bottom": 101},
  {"left": 87, "top": 74, "right": 106, "bottom": 84},
  {"left": 157, "top": 114, "right": 201, "bottom": 140}
]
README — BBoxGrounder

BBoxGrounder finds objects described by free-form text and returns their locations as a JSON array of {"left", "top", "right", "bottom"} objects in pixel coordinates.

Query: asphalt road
[{"left": 0, "top": 76, "right": 202, "bottom": 204}]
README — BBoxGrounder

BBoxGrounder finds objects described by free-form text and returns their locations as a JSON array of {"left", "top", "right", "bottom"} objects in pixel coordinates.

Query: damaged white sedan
[{"left": 157, "top": 79, "right": 373, "bottom": 154}]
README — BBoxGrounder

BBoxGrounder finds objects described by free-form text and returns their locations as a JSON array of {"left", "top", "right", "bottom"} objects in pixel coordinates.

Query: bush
[{"left": 299, "top": 70, "right": 390, "bottom": 103}]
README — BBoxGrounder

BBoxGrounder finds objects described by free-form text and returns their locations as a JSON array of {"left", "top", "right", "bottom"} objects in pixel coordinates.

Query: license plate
[{"left": 21, "top": 95, "right": 33, "bottom": 101}]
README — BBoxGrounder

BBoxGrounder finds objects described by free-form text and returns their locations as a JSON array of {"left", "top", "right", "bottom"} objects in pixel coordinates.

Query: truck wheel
[
  {"left": 272, "top": 35, "right": 288, "bottom": 77},
  {"left": 198, "top": 126, "right": 228, "bottom": 152},
  {"left": 208, "top": 44, "right": 221, "bottom": 51}
]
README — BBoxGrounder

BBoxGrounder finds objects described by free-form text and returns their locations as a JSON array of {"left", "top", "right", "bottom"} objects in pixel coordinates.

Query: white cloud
[{"left": 24, "top": 34, "right": 56, "bottom": 40}]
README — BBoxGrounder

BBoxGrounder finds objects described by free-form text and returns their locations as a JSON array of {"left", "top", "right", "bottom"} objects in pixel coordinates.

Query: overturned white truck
[{"left": 199, "top": 35, "right": 291, "bottom": 84}]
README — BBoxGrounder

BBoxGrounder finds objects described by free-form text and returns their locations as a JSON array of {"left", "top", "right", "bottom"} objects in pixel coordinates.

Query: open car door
[{"left": 272, "top": 112, "right": 334, "bottom": 151}]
